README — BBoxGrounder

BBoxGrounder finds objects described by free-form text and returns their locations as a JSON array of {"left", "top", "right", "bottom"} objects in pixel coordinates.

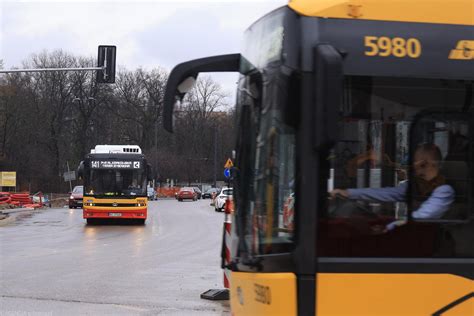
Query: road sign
[
  {"left": 63, "top": 171, "right": 76, "bottom": 182},
  {"left": 224, "top": 158, "right": 233, "bottom": 169},
  {"left": 224, "top": 168, "right": 231, "bottom": 179},
  {"left": 0, "top": 172, "right": 16, "bottom": 187}
]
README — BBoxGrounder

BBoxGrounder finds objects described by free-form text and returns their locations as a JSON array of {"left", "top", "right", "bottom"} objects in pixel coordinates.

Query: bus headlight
[{"left": 136, "top": 199, "right": 146, "bottom": 207}]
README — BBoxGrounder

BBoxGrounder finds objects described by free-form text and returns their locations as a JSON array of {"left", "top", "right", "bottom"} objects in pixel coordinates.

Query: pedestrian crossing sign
[{"left": 224, "top": 158, "right": 233, "bottom": 169}]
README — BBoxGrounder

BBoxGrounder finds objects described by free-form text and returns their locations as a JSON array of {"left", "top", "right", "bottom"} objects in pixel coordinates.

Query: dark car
[
  {"left": 69, "top": 185, "right": 83, "bottom": 208},
  {"left": 177, "top": 187, "right": 197, "bottom": 201},
  {"left": 192, "top": 187, "right": 202, "bottom": 199},
  {"left": 202, "top": 188, "right": 220, "bottom": 199}
]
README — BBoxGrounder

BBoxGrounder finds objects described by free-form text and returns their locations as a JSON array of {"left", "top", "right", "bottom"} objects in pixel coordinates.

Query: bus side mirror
[
  {"left": 313, "top": 44, "right": 343, "bottom": 150},
  {"left": 163, "top": 53, "right": 241, "bottom": 133}
]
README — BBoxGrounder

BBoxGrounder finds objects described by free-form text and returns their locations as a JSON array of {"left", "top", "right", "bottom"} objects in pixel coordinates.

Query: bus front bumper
[{"left": 83, "top": 208, "right": 147, "bottom": 219}]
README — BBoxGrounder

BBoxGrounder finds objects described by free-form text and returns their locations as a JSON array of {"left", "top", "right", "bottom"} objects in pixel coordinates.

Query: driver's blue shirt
[{"left": 347, "top": 181, "right": 455, "bottom": 219}]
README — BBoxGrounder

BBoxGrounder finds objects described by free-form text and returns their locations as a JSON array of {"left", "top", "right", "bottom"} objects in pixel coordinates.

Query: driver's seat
[{"left": 440, "top": 161, "right": 470, "bottom": 220}]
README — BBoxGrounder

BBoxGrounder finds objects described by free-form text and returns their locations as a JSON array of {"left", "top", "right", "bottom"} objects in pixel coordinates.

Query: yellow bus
[
  {"left": 79, "top": 145, "right": 152, "bottom": 225},
  {"left": 163, "top": 1, "right": 473, "bottom": 314}
]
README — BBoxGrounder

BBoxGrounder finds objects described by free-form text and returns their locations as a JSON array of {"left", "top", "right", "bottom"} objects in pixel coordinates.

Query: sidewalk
[{"left": 0, "top": 207, "right": 41, "bottom": 226}]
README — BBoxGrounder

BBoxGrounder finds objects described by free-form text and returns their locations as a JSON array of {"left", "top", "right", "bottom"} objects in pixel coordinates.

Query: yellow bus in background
[{"left": 79, "top": 145, "right": 152, "bottom": 225}]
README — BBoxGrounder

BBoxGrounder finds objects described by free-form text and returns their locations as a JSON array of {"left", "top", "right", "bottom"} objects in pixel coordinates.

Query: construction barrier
[
  {"left": 11, "top": 193, "right": 32, "bottom": 205},
  {"left": 156, "top": 187, "right": 181, "bottom": 198},
  {"left": 0, "top": 192, "right": 42, "bottom": 208},
  {"left": 222, "top": 198, "right": 234, "bottom": 289},
  {"left": 0, "top": 192, "right": 12, "bottom": 204}
]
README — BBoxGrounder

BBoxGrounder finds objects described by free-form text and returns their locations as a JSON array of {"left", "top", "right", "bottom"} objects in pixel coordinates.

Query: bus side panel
[
  {"left": 230, "top": 272, "right": 297, "bottom": 316},
  {"left": 316, "top": 273, "right": 473, "bottom": 315}
]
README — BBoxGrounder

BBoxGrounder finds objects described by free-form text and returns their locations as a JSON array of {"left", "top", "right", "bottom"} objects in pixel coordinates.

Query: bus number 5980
[{"left": 364, "top": 36, "right": 422, "bottom": 58}]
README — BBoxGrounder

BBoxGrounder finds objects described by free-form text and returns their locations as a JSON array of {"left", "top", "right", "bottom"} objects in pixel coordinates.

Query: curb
[
  {"left": 0, "top": 214, "right": 15, "bottom": 226},
  {"left": 0, "top": 207, "right": 35, "bottom": 215},
  {"left": 0, "top": 207, "right": 40, "bottom": 226}
]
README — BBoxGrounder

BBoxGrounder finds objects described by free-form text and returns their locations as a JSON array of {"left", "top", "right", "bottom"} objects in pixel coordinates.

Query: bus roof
[
  {"left": 91, "top": 145, "right": 142, "bottom": 154},
  {"left": 288, "top": 0, "right": 474, "bottom": 26}
]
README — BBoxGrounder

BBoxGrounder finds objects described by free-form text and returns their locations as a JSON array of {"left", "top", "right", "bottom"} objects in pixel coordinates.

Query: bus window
[
  {"left": 409, "top": 114, "right": 471, "bottom": 221},
  {"left": 320, "top": 76, "right": 474, "bottom": 258},
  {"left": 236, "top": 72, "right": 296, "bottom": 256}
]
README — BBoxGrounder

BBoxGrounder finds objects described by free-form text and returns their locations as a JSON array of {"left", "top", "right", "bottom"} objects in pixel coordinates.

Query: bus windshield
[{"left": 85, "top": 168, "right": 147, "bottom": 197}]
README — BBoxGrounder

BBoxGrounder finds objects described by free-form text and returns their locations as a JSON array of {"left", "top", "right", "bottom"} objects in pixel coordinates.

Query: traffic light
[{"left": 96, "top": 45, "right": 116, "bottom": 83}]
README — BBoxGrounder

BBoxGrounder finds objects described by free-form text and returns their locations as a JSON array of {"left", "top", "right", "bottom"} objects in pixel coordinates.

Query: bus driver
[{"left": 330, "top": 143, "right": 455, "bottom": 229}]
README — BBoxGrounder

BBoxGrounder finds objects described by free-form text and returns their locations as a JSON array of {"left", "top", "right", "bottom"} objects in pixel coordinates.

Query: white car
[{"left": 214, "top": 187, "right": 233, "bottom": 212}]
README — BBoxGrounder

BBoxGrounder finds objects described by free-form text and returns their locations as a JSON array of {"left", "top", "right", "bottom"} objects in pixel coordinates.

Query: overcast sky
[{"left": 0, "top": 0, "right": 288, "bottom": 103}]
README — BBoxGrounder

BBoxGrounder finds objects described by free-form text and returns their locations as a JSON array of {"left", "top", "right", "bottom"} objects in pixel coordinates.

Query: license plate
[{"left": 109, "top": 212, "right": 122, "bottom": 217}]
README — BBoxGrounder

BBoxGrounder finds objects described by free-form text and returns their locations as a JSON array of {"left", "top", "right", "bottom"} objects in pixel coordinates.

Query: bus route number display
[{"left": 91, "top": 160, "right": 141, "bottom": 169}]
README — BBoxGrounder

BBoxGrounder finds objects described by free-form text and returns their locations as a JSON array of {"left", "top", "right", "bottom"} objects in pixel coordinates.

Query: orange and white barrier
[
  {"left": 283, "top": 193, "right": 295, "bottom": 232},
  {"left": 223, "top": 198, "right": 234, "bottom": 289}
]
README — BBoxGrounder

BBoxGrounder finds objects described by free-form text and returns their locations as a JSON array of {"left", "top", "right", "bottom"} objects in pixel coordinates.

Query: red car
[
  {"left": 177, "top": 187, "right": 197, "bottom": 201},
  {"left": 69, "top": 185, "right": 83, "bottom": 208}
]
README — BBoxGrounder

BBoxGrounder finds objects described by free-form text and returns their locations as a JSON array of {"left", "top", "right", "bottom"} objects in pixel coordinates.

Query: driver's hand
[{"left": 329, "top": 189, "right": 349, "bottom": 199}]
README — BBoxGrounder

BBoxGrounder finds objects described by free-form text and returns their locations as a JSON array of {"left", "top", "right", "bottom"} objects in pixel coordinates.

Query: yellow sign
[
  {"left": 449, "top": 40, "right": 474, "bottom": 60},
  {"left": 0, "top": 172, "right": 16, "bottom": 187},
  {"left": 224, "top": 158, "right": 234, "bottom": 169}
]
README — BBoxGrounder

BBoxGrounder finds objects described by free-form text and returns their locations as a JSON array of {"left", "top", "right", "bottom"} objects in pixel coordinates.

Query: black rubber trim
[
  {"left": 432, "top": 292, "right": 474, "bottom": 315},
  {"left": 297, "top": 275, "right": 315, "bottom": 316},
  {"left": 318, "top": 257, "right": 474, "bottom": 280}
]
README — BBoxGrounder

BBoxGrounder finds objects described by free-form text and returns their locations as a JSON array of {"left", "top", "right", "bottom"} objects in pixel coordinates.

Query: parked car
[
  {"left": 192, "top": 187, "right": 202, "bottom": 199},
  {"left": 202, "top": 188, "right": 220, "bottom": 199},
  {"left": 177, "top": 187, "right": 197, "bottom": 201},
  {"left": 147, "top": 186, "right": 157, "bottom": 201},
  {"left": 69, "top": 185, "right": 83, "bottom": 208},
  {"left": 214, "top": 187, "right": 233, "bottom": 212}
]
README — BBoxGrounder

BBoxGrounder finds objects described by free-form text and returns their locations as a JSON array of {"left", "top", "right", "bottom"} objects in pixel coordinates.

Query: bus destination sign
[{"left": 91, "top": 160, "right": 141, "bottom": 169}]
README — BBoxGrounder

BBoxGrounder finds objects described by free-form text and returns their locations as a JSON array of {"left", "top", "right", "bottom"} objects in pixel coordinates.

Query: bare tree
[{"left": 0, "top": 51, "right": 236, "bottom": 192}]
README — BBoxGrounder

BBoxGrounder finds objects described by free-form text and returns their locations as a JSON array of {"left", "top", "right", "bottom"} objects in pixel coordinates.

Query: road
[{"left": 0, "top": 199, "right": 230, "bottom": 315}]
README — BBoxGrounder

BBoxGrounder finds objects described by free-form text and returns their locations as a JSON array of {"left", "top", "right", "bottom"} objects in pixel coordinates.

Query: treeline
[{"left": 0, "top": 51, "right": 235, "bottom": 192}]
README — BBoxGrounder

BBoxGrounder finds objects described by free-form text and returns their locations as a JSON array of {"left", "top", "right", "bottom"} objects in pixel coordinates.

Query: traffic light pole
[
  {"left": 0, "top": 67, "right": 104, "bottom": 73},
  {"left": 0, "top": 45, "right": 116, "bottom": 83}
]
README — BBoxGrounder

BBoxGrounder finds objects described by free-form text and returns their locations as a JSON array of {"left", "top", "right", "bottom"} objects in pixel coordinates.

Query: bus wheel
[
  {"left": 86, "top": 218, "right": 96, "bottom": 225},
  {"left": 137, "top": 219, "right": 146, "bottom": 225}
]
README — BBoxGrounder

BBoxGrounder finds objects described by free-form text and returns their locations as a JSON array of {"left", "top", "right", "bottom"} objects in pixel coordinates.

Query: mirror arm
[{"left": 163, "top": 54, "right": 241, "bottom": 133}]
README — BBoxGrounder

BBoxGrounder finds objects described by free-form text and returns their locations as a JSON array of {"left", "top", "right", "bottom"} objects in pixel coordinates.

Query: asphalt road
[{"left": 0, "top": 199, "right": 230, "bottom": 315}]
